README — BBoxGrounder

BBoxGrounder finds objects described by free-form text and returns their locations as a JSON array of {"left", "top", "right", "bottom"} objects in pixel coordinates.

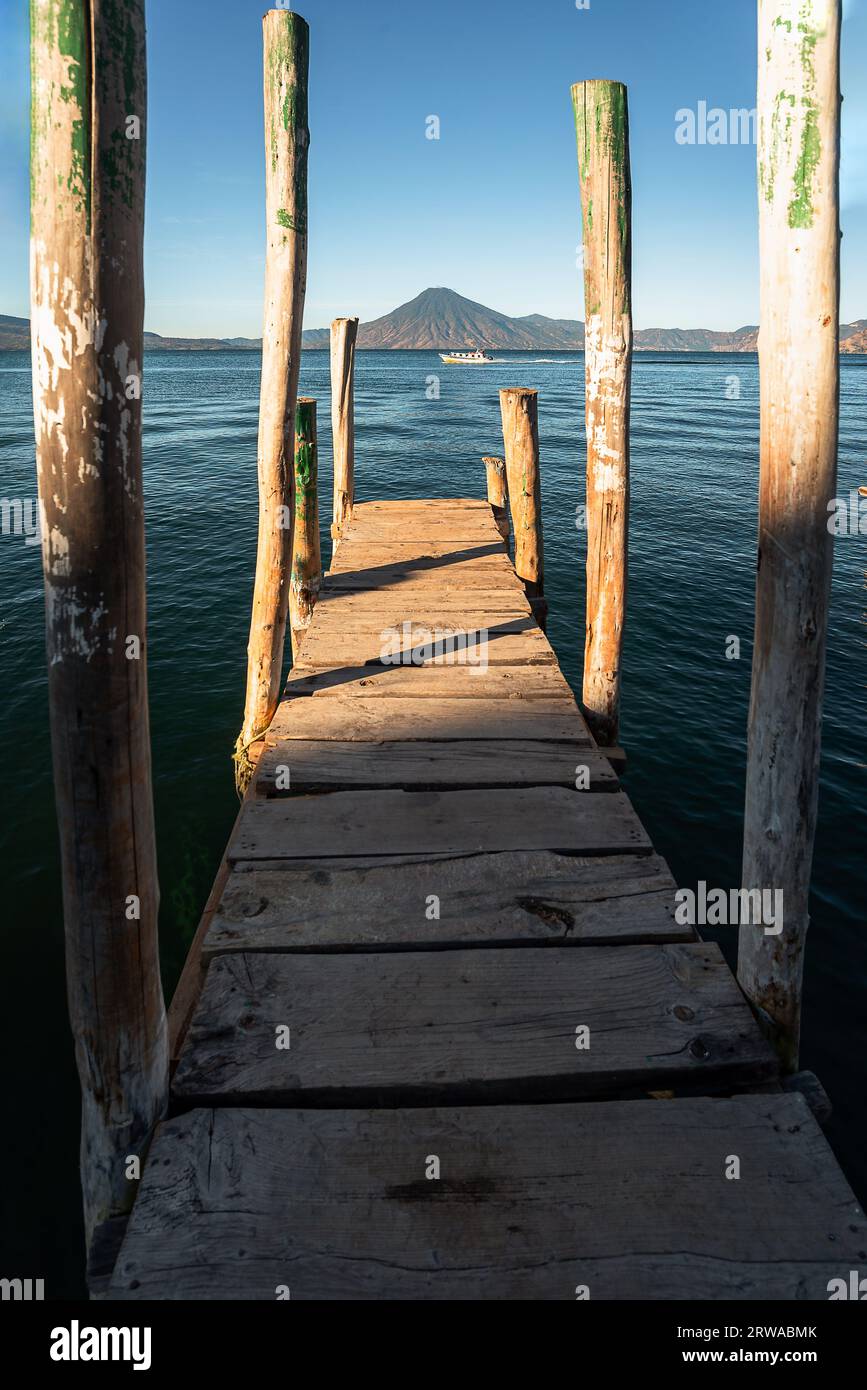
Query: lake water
[{"left": 1, "top": 348, "right": 865, "bottom": 1297}]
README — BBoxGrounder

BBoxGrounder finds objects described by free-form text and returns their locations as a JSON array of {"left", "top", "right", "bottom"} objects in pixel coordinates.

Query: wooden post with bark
[
  {"left": 289, "top": 397, "right": 321, "bottom": 656},
  {"left": 29, "top": 0, "right": 167, "bottom": 1285},
  {"left": 483, "top": 455, "right": 510, "bottom": 545},
  {"left": 499, "top": 390, "right": 547, "bottom": 629},
  {"left": 572, "top": 79, "right": 633, "bottom": 747},
  {"left": 331, "top": 316, "right": 359, "bottom": 557},
  {"left": 236, "top": 9, "right": 309, "bottom": 790},
  {"left": 738, "top": 0, "right": 842, "bottom": 1072}
]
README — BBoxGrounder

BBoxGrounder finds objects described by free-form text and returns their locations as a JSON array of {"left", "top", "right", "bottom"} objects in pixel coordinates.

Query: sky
[{"left": 1, "top": 0, "right": 866, "bottom": 336}]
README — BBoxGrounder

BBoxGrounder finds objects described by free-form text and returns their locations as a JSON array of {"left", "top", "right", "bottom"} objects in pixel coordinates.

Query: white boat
[{"left": 439, "top": 348, "right": 493, "bottom": 365}]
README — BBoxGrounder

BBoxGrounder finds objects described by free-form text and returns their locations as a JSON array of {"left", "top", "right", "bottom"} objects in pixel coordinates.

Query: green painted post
[
  {"left": 237, "top": 9, "right": 310, "bottom": 788},
  {"left": 572, "top": 79, "right": 633, "bottom": 748},
  {"left": 739, "top": 0, "right": 842, "bottom": 1070},
  {"left": 30, "top": 0, "right": 167, "bottom": 1287},
  {"left": 289, "top": 396, "right": 321, "bottom": 656}
]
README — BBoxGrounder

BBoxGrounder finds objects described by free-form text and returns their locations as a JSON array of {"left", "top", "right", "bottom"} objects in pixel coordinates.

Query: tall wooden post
[
  {"left": 739, "top": 0, "right": 841, "bottom": 1071},
  {"left": 330, "top": 316, "right": 358, "bottom": 558},
  {"left": 483, "top": 455, "right": 510, "bottom": 545},
  {"left": 236, "top": 9, "right": 309, "bottom": 789},
  {"left": 499, "top": 389, "right": 547, "bottom": 629},
  {"left": 289, "top": 397, "right": 321, "bottom": 656},
  {"left": 30, "top": 0, "right": 167, "bottom": 1281},
  {"left": 572, "top": 79, "right": 632, "bottom": 747}
]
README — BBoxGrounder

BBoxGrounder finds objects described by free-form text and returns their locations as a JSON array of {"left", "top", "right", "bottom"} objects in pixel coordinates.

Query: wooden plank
[
  {"left": 204, "top": 851, "right": 683, "bottom": 956},
  {"left": 328, "top": 544, "right": 513, "bottom": 573},
  {"left": 227, "top": 787, "right": 649, "bottom": 861},
  {"left": 345, "top": 517, "right": 494, "bottom": 530},
  {"left": 329, "top": 554, "right": 514, "bottom": 574},
  {"left": 342, "top": 525, "right": 501, "bottom": 544},
  {"left": 353, "top": 499, "right": 492, "bottom": 510},
  {"left": 327, "top": 542, "right": 511, "bottom": 564},
  {"left": 296, "top": 629, "right": 557, "bottom": 668},
  {"left": 323, "top": 575, "right": 520, "bottom": 598},
  {"left": 304, "top": 611, "right": 539, "bottom": 636},
  {"left": 345, "top": 507, "right": 497, "bottom": 523},
  {"left": 233, "top": 852, "right": 480, "bottom": 872},
  {"left": 350, "top": 494, "right": 489, "bottom": 505},
  {"left": 283, "top": 664, "right": 575, "bottom": 700},
  {"left": 109, "top": 1096, "right": 864, "bottom": 1300},
  {"left": 171, "top": 942, "right": 777, "bottom": 1105},
  {"left": 323, "top": 576, "right": 525, "bottom": 599},
  {"left": 268, "top": 698, "right": 587, "bottom": 742},
  {"left": 257, "top": 739, "right": 611, "bottom": 792},
  {"left": 314, "top": 589, "right": 532, "bottom": 615},
  {"left": 308, "top": 609, "right": 536, "bottom": 636}
]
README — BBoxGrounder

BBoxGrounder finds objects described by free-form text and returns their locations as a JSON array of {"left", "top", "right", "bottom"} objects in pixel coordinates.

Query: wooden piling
[
  {"left": 29, "top": 0, "right": 167, "bottom": 1280},
  {"left": 483, "top": 456, "right": 511, "bottom": 545},
  {"left": 330, "top": 316, "right": 359, "bottom": 558},
  {"left": 738, "top": 0, "right": 842, "bottom": 1071},
  {"left": 499, "top": 390, "right": 547, "bottom": 629},
  {"left": 289, "top": 397, "right": 321, "bottom": 656},
  {"left": 572, "top": 79, "right": 633, "bottom": 747},
  {"left": 236, "top": 9, "right": 310, "bottom": 789}
]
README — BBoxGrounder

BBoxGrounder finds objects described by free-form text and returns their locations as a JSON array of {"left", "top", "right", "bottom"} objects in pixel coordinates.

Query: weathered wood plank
[
  {"left": 330, "top": 541, "right": 511, "bottom": 560},
  {"left": 268, "top": 698, "right": 587, "bottom": 742},
  {"left": 172, "top": 942, "right": 778, "bottom": 1105},
  {"left": 228, "top": 787, "right": 648, "bottom": 861},
  {"left": 109, "top": 1096, "right": 865, "bottom": 1300},
  {"left": 350, "top": 508, "right": 493, "bottom": 523},
  {"left": 304, "top": 611, "right": 536, "bottom": 636},
  {"left": 291, "top": 626, "right": 556, "bottom": 668},
  {"left": 308, "top": 608, "right": 536, "bottom": 635},
  {"left": 314, "top": 589, "right": 532, "bottom": 615},
  {"left": 343, "top": 497, "right": 490, "bottom": 509},
  {"left": 204, "top": 851, "right": 683, "bottom": 956},
  {"left": 283, "top": 664, "right": 575, "bottom": 700},
  {"left": 257, "top": 739, "right": 611, "bottom": 792},
  {"left": 342, "top": 527, "right": 501, "bottom": 545},
  {"left": 353, "top": 499, "right": 492, "bottom": 511},
  {"left": 328, "top": 545, "right": 514, "bottom": 574},
  {"left": 328, "top": 559, "right": 516, "bottom": 581}
]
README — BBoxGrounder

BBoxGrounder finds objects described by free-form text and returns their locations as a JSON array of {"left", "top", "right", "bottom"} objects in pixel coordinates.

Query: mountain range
[{"left": 3, "top": 290, "right": 866, "bottom": 353}]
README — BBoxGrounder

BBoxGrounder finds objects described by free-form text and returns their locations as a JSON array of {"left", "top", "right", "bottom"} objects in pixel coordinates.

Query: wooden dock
[{"left": 109, "top": 499, "right": 864, "bottom": 1300}]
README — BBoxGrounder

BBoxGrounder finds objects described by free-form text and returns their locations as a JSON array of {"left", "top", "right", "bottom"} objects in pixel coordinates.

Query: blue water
[{"left": 1, "top": 348, "right": 865, "bottom": 1296}]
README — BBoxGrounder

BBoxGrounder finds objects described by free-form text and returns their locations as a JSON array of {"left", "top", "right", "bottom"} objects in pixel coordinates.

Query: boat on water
[{"left": 439, "top": 348, "right": 494, "bottom": 365}]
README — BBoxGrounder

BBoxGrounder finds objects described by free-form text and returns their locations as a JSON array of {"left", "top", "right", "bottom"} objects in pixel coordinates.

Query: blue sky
[{"left": 1, "top": 0, "right": 865, "bottom": 335}]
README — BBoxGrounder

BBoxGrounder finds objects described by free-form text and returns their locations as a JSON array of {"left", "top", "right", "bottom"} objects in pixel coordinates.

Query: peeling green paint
[
  {"left": 31, "top": 0, "right": 146, "bottom": 228},
  {"left": 266, "top": 12, "right": 309, "bottom": 234},
  {"left": 788, "top": 99, "right": 821, "bottom": 228},
  {"left": 788, "top": 12, "right": 822, "bottom": 229},
  {"left": 97, "top": 0, "right": 146, "bottom": 212},
  {"left": 31, "top": 0, "right": 92, "bottom": 228},
  {"left": 571, "top": 79, "right": 631, "bottom": 318},
  {"left": 759, "top": 6, "right": 827, "bottom": 229},
  {"left": 294, "top": 399, "right": 318, "bottom": 521},
  {"left": 760, "top": 90, "right": 795, "bottom": 205}
]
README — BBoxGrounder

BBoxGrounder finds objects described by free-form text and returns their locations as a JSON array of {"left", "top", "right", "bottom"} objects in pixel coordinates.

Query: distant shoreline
[
  {"left": 4, "top": 285, "right": 866, "bottom": 354},
  {"left": 4, "top": 344, "right": 867, "bottom": 356}
]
